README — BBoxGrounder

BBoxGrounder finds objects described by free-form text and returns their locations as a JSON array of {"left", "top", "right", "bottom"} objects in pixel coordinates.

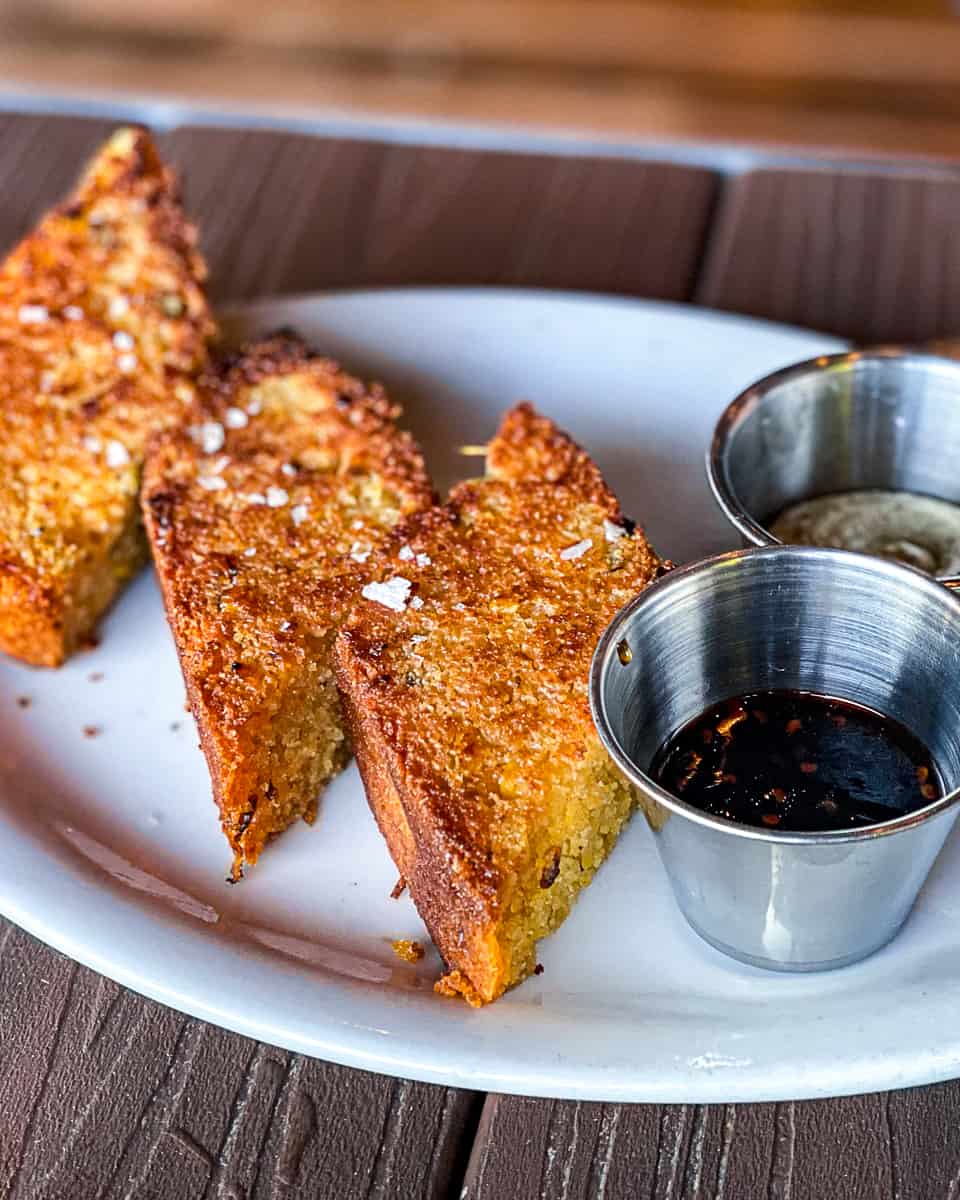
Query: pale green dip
[{"left": 770, "top": 490, "right": 960, "bottom": 577}]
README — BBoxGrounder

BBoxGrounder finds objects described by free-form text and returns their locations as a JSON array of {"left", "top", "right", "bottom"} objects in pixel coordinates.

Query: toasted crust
[
  {"left": 335, "top": 403, "right": 662, "bottom": 1003},
  {"left": 0, "top": 126, "right": 212, "bottom": 666},
  {"left": 142, "top": 334, "right": 434, "bottom": 874}
]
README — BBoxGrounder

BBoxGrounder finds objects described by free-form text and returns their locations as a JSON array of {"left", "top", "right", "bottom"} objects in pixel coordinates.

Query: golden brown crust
[
  {"left": 143, "top": 333, "right": 433, "bottom": 872},
  {"left": 335, "top": 403, "right": 661, "bottom": 1003},
  {"left": 0, "top": 126, "right": 213, "bottom": 666}
]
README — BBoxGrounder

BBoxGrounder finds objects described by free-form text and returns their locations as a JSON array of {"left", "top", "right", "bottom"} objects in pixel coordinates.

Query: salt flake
[
  {"left": 112, "top": 330, "right": 134, "bottom": 351},
  {"left": 291, "top": 504, "right": 308, "bottom": 526},
  {"left": 105, "top": 440, "right": 130, "bottom": 468},
  {"left": 362, "top": 577, "right": 412, "bottom": 612},
  {"left": 18, "top": 305, "right": 48, "bottom": 324},
  {"left": 225, "top": 407, "right": 248, "bottom": 429},
  {"left": 398, "top": 544, "right": 414, "bottom": 561},
  {"left": 189, "top": 422, "right": 225, "bottom": 455},
  {"left": 603, "top": 519, "right": 627, "bottom": 543},
  {"left": 266, "top": 486, "right": 289, "bottom": 508},
  {"left": 197, "top": 475, "right": 227, "bottom": 491},
  {"left": 560, "top": 538, "right": 592, "bottom": 561}
]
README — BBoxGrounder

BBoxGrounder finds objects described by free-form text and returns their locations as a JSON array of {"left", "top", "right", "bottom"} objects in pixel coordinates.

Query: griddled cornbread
[
  {"left": 335, "top": 403, "right": 662, "bottom": 1004},
  {"left": 0, "top": 127, "right": 212, "bottom": 666},
  {"left": 142, "top": 335, "right": 433, "bottom": 876}
]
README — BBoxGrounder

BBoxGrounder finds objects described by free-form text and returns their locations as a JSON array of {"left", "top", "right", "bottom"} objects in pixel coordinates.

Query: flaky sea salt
[
  {"left": 243, "top": 492, "right": 266, "bottom": 506},
  {"left": 560, "top": 538, "right": 592, "bottom": 561},
  {"left": 189, "top": 422, "right": 225, "bottom": 455},
  {"left": 243, "top": 547, "right": 257, "bottom": 557},
  {"left": 266, "top": 486, "right": 289, "bottom": 508},
  {"left": 82, "top": 435, "right": 102, "bottom": 454},
  {"left": 362, "top": 577, "right": 412, "bottom": 612},
  {"left": 350, "top": 542, "right": 371, "bottom": 563},
  {"left": 225, "top": 407, "right": 248, "bottom": 429},
  {"left": 197, "top": 475, "right": 227, "bottom": 491},
  {"left": 291, "top": 504, "right": 308, "bottom": 525},
  {"left": 409, "top": 596, "right": 424, "bottom": 610},
  {"left": 112, "top": 330, "right": 134, "bottom": 351},
  {"left": 246, "top": 398, "right": 262, "bottom": 416},
  {"left": 410, "top": 634, "right": 428, "bottom": 644},
  {"left": 108, "top": 295, "right": 130, "bottom": 319},
  {"left": 416, "top": 553, "right": 431, "bottom": 567},
  {"left": 281, "top": 463, "right": 296, "bottom": 477},
  {"left": 105, "top": 440, "right": 130, "bottom": 468},
  {"left": 603, "top": 519, "right": 627, "bottom": 542},
  {"left": 398, "top": 544, "right": 414, "bottom": 561},
  {"left": 18, "top": 305, "right": 48, "bottom": 324},
  {"left": 117, "top": 353, "right": 138, "bottom": 374},
  {"left": 63, "top": 305, "right": 83, "bottom": 321}
]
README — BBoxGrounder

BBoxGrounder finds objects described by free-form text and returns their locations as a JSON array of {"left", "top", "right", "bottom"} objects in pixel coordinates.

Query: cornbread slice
[
  {"left": 142, "top": 335, "right": 433, "bottom": 876},
  {"left": 0, "top": 126, "right": 212, "bottom": 666},
  {"left": 335, "top": 403, "right": 663, "bottom": 1004}
]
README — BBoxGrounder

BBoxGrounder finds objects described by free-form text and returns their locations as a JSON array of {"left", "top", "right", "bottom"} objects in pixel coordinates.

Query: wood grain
[
  {"left": 0, "top": 923, "right": 479, "bottom": 1200},
  {"left": 699, "top": 167, "right": 960, "bottom": 344},
  {"left": 17, "top": 0, "right": 960, "bottom": 87},
  {"left": 158, "top": 127, "right": 716, "bottom": 303},
  {"left": 462, "top": 1087, "right": 960, "bottom": 1199}
]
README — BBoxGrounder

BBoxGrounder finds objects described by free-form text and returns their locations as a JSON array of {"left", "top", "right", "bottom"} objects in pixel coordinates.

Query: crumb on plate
[{"left": 391, "top": 938, "right": 425, "bottom": 963}]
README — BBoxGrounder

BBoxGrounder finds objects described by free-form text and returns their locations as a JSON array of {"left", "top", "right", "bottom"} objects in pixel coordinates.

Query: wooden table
[{"left": 2, "top": 108, "right": 960, "bottom": 1200}]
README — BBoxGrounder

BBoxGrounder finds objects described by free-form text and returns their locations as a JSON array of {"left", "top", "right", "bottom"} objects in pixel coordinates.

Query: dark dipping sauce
[{"left": 648, "top": 690, "right": 942, "bottom": 832}]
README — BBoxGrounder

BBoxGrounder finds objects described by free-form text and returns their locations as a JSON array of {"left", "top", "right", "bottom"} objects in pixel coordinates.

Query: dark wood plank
[
  {"left": 463, "top": 1086, "right": 960, "bottom": 1199},
  {"left": 698, "top": 166, "right": 960, "bottom": 344},
  {"left": 0, "top": 921, "right": 479, "bottom": 1200},
  {"left": 159, "top": 126, "right": 717, "bottom": 303},
  {"left": 0, "top": 113, "right": 117, "bottom": 250}
]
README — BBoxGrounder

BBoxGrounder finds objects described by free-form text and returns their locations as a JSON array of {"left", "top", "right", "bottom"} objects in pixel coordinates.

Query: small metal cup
[
  {"left": 707, "top": 347, "right": 960, "bottom": 588},
  {"left": 591, "top": 545, "right": 960, "bottom": 971}
]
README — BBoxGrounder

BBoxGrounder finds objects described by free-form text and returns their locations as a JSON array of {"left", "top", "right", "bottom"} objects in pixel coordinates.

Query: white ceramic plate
[{"left": 7, "top": 287, "right": 957, "bottom": 1105}]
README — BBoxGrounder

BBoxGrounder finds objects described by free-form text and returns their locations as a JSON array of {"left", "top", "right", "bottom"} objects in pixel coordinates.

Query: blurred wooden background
[{"left": 2, "top": 0, "right": 960, "bottom": 158}]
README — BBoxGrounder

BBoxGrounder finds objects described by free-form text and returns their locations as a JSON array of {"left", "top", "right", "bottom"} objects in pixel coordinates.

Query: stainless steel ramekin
[
  {"left": 707, "top": 348, "right": 960, "bottom": 588},
  {"left": 590, "top": 545, "right": 960, "bottom": 972}
]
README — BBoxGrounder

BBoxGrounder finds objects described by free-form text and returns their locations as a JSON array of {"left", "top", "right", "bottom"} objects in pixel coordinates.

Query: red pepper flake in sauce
[
  {"left": 15, "top": 696, "right": 30, "bottom": 709},
  {"left": 649, "top": 690, "right": 941, "bottom": 832},
  {"left": 82, "top": 724, "right": 101, "bottom": 738}
]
